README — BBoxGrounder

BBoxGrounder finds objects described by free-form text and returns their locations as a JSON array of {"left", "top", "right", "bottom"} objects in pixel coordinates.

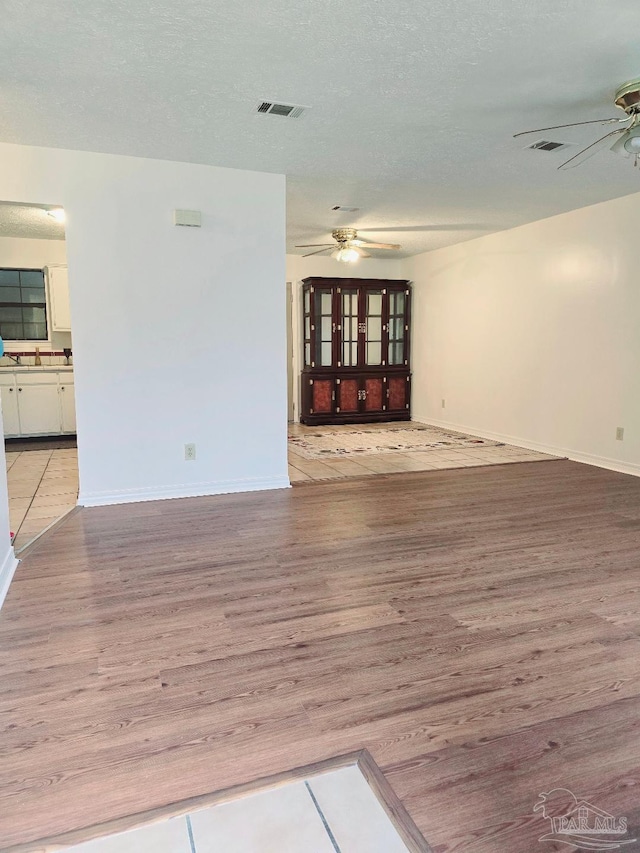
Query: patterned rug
[{"left": 288, "top": 425, "right": 503, "bottom": 459}]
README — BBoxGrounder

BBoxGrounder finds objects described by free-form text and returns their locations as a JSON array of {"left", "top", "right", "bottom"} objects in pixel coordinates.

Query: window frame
[{"left": 0, "top": 267, "right": 49, "bottom": 344}]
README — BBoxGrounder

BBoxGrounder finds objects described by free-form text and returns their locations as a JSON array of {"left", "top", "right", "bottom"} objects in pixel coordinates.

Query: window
[{"left": 0, "top": 268, "right": 47, "bottom": 341}]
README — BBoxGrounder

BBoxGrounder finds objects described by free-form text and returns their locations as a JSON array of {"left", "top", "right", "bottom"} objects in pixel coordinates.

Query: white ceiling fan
[
  {"left": 514, "top": 77, "right": 640, "bottom": 170},
  {"left": 295, "top": 228, "right": 401, "bottom": 263}
]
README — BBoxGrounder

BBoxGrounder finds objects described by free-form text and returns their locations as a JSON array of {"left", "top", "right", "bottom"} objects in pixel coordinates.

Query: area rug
[{"left": 288, "top": 425, "right": 503, "bottom": 459}]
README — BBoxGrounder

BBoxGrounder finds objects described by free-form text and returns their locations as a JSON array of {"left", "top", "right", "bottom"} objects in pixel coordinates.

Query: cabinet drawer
[{"left": 16, "top": 372, "right": 60, "bottom": 386}]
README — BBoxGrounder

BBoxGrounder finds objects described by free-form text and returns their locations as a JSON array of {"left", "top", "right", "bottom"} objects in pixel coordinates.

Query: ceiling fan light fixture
[
  {"left": 295, "top": 227, "right": 401, "bottom": 257},
  {"left": 624, "top": 134, "right": 640, "bottom": 153},
  {"left": 336, "top": 245, "right": 360, "bottom": 263},
  {"left": 609, "top": 124, "right": 640, "bottom": 157}
]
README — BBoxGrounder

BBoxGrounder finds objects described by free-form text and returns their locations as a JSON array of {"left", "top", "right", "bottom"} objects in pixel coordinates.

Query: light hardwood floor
[{"left": 1, "top": 460, "right": 640, "bottom": 852}]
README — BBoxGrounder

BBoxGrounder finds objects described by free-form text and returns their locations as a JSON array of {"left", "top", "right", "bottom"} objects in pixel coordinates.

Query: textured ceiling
[
  {"left": 0, "top": 203, "right": 65, "bottom": 240},
  {"left": 2, "top": 1, "right": 640, "bottom": 255}
]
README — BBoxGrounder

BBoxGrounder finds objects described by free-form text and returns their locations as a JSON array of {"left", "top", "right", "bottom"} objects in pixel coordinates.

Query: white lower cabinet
[
  {"left": 0, "top": 385, "right": 20, "bottom": 437},
  {"left": 0, "top": 371, "right": 76, "bottom": 437},
  {"left": 59, "top": 382, "right": 76, "bottom": 433},
  {"left": 17, "top": 384, "right": 62, "bottom": 436}
]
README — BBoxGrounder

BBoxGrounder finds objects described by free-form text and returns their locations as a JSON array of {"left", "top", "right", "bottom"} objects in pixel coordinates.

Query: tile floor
[
  {"left": 288, "top": 421, "right": 558, "bottom": 483},
  {"left": 62, "top": 765, "right": 414, "bottom": 853},
  {"left": 6, "top": 446, "right": 79, "bottom": 551}
]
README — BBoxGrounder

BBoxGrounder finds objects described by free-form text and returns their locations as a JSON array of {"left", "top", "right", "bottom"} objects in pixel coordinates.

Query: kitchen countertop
[{"left": 0, "top": 365, "right": 74, "bottom": 371}]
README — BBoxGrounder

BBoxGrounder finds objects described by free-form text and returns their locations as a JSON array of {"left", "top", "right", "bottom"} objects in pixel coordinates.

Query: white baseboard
[
  {"left": 0, "top": 546, "right": 19, "bottom": 611},
  {"left": 412, "top": 413, "right": 640, "bottom": 478},
  {"left": 78, "top": 475, "right": 291, "bottom": 507}
]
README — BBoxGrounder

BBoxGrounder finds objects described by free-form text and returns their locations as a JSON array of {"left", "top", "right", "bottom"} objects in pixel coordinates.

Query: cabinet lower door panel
[
  {"left": 337, "top": 378, "right": 359, "bottom": 414},
  {"left": 0, "top": 387, "right": 20, "bottom": 436},
  {"left": 60, "top": 384, "right": 77, "bottom": 433},
  {"left": 18, "top": 385, "right": 61, "bottom": 435},
  {"left": 301, "top": 369, "right": 410, "bottom": 424},
  {"left": 387, "top": 376, "right": 408, "bottom": 411},
  {"left": 364, "top": 377, "right": 384, "bottom": 412},
  {"left": 311, "top": 379, "right": 334, "bottom": 414}
]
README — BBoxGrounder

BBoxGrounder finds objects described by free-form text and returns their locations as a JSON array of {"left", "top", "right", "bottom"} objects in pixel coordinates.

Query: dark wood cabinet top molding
[{"left": 302, "top": 276, "right": 411, "bottom": 286}]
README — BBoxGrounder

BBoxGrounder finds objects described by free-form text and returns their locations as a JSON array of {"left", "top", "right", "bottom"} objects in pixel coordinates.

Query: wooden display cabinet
[{"left": 300, "top": 277, "right": 411, "bottom": 425}]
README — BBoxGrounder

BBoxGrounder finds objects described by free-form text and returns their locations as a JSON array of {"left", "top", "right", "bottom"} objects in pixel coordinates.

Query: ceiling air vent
[
  {"left": 526, "top": 139, "right": 572, "bottom": 152},
  {"left": 257, "top": 101, "right": 307, "bottom": 118}
]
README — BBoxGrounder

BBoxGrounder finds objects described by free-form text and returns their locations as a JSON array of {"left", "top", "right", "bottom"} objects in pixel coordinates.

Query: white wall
[
  {"left": 0, "top": 234, "right": 66, "bottom": 268},
  {"left": 405, "top": 191, "right": 640, "bottom": 475},
  {"left": 286, "top": 254, "right": 404, "bottom": 283},
  {"left": 0, "top": 143, "right": 288, "bottom": 505},
  {"left": 0, "top": 394, "right": 18, "bottom": 609},
  {"left": 286, "top": 254, "right": 406, "bottom": 420}
]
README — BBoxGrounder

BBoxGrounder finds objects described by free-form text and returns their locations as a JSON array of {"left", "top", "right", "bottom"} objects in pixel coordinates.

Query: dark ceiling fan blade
[
  {"left": 295, "top": 243, "right": 334, "bottom": 248},
  {"left": 302, "top": 247, "right": 334, "bottom": 257},
  {"left": 352, "top": 240, "right": 401, "bottom": 250},
  {"left": 558, "top": 126, "right": 628, "bottom": 169},
  {"left": 513, "top": 117, "right": 626, "bottom": 138}
]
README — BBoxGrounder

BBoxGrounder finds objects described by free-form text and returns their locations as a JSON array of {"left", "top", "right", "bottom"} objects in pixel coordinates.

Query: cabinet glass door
[
  {"left": 388, "top": 290, "right": 406, "bottom": 365},
  {"left": 365, "top": 289, "right": 384, "bottom": 366},
  {"left": 314, "top": 287, "right": 334, "bottom": 367},
  {"left": 340, "top": 288, "right": 359, "bottom": 368},
  {"left": 303, "top": 287, "right": 312, "bottom": 367}
]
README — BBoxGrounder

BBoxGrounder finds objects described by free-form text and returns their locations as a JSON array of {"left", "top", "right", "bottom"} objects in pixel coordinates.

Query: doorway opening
[
  {"left": 285, "top": 275, "right": 557, "bottom": 484},
  {"left": 0, "top": 201, "right": 78, "bottom": 550}
]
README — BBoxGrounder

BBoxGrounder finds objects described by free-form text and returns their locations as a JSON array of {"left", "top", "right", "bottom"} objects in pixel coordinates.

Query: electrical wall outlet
[
  {"left": 184, "top": 443, "right": 196, "bottom": 460},
  {"left": 616, "top": 427, "right": 624, "bottom": 441}
]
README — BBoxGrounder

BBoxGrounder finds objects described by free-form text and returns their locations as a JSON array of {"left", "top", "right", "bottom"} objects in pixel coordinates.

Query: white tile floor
[
  {"left": 288, "top": 421, "right": 559, "bottom": 483},
  {"left": 61, "top": 765, "right": 415, "bottom": 853},
  {"left": 6, "top": 446, "right": 78, "bottom": 550}
]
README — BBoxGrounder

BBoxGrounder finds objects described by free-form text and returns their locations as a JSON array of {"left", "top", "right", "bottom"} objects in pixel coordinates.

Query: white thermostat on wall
[{"left": 173, "top": 209, "right": 202, "bottom": 227}]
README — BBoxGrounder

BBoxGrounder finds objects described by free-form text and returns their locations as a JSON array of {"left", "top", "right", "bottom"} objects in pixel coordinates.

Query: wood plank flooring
[{"left": 1, "top": 460, "right": 640, "bottom": 851}]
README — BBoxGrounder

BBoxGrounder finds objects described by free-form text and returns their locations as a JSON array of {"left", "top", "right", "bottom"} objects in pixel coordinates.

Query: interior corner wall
[
  {"left": 404, "top": 191, "right": 640, "bottom": 475},
  {"left": 0, "top": 143, "right": 288, "bottom": 505},
  {"left": 286, "top": 254, "right": 405, "bottom": 421}
]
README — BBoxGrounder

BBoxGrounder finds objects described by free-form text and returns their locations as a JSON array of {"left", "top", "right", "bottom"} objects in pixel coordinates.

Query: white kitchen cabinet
[
  {"left": 0, "top": 385, "right": 20, "bottom": 437},
  {"left": 0, "top": 369, "right": 76, "bottom": 437},
  {"left": 59, "top": 381, "right": 76, "bottom": 433},
  {"left": 47, "top": 266, "right": 71, "bottom": 332},
  {"left": 16, "top": 383, "right": 62, "bottom": 435}
]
